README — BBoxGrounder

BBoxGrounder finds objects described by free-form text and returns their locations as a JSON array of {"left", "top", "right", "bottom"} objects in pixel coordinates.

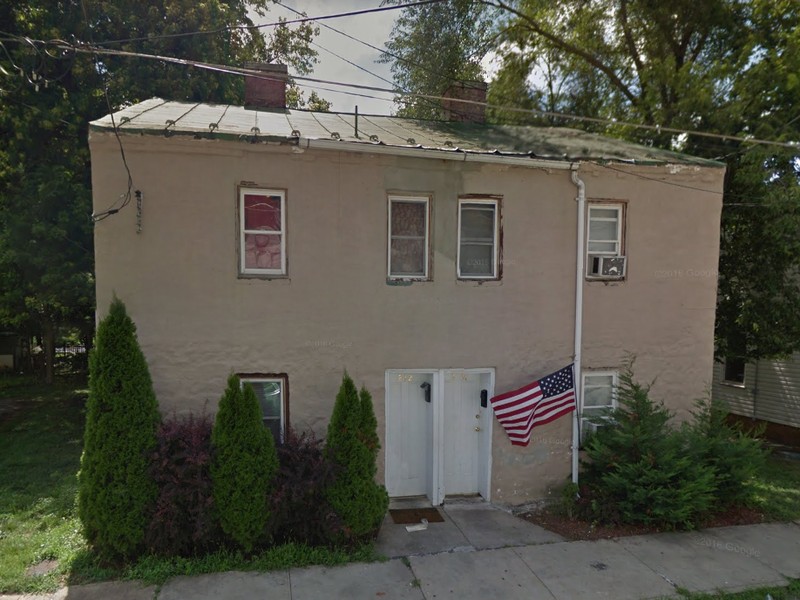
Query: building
[{"left": 89, "top": 65, "right": 725, "bottom": 507}]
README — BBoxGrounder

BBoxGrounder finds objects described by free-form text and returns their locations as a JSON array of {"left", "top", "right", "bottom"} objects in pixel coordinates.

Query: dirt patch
[
  {"left": 25, "top": 559, "right": 59, "bottom": 577},
  {"left": 520, "top": 505, "right": 768, "bottom": 541}
]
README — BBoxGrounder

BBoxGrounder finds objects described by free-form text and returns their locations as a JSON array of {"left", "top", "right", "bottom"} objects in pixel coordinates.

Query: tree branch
[{"left": 483, "top": 0, "right": 641, "bottom": 108}]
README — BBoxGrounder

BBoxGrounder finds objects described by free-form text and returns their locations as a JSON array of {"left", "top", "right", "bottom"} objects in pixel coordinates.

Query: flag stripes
[{"left": 490, "top": 364, "right": 576, "bottom": 447}]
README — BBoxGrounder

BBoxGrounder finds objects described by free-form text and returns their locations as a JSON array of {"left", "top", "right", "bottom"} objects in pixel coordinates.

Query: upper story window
[
  {"left": 458, "top": 198, "right": 500, "bottom": 279},
  {"left": 581, "top": 371, "right": 618, "bottom": 443},
  {"left": 388, "top": 195, "right": 430, "bottom": 280},
  {"left": 240, "top": 188, "right": 286, "bottom": 276},
  {"left": 240, "top": 375, "right": 287, "bottom": 442},
  {"left": 587, "top": 203, "right": 626, "bottom": 280}
]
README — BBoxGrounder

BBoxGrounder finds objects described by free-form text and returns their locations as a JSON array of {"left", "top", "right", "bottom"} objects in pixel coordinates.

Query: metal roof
[{"left": 90, "top": 98, "right": 723, "bottom": 167}]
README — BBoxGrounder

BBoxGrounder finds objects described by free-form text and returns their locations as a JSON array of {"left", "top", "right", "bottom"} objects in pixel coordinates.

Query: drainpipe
[{"left": 571, "top": 164, "right": 586, "bottom": 485}]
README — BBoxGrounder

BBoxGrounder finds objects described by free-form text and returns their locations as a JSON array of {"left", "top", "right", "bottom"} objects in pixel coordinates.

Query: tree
[
  {"left": 211, "top": 375, "right": 278, "bottom": 552},
  {"left": 0, "top": 1, "right": 324, "bottom": 381},
  {"left": 78, "top": 297, "right": 160, "bottom": 560},
  {"left": 325, "top": 373, "right": 388, "bottom": 541},
  {"left": 380, "top": 0, "right": 495, "bottom": 119}
]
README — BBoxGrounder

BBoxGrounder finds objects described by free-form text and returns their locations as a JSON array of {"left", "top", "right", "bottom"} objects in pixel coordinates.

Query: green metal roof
[{"left": 90, "top": 98, "right": 723, "bottom": 167}]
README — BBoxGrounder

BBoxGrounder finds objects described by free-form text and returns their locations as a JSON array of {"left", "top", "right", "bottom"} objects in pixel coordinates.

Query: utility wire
[
  {"left": 91, "top": 0, "right": 448, "bottom": 47},
  {"left": 78, "top": 1, "right": 134, "bottom": 222},
  {"left": 52, "top": 41, "right": 798, "bottom": 150}
]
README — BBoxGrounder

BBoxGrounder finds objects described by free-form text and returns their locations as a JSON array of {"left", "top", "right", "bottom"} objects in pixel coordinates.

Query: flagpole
[{"left": 570, "top": 166, "right": 586, "bottom": 486}]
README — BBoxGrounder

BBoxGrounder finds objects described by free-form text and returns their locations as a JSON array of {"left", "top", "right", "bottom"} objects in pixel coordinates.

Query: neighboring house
[
  {"left": 713, "top": 355, "right": 800, "bottom": 446},
  {"left": 89, "top": 64, "right": 725, "bottom": 507},
  {"left": 0, "top": 332, "right": 21, "bottom": 371}
]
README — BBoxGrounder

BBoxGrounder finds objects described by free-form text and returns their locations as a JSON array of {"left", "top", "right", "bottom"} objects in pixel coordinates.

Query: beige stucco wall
[{"left": 90, "top": 133, "right": 724, "bottom": 505}]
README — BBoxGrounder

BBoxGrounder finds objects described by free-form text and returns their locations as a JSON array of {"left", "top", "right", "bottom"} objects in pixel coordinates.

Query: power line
[
  {"left": 65, "top": 41, "right": 798, "bottom": 150},
  {"left": 6, "top": 35, "right": 800, "bottom": 151},
  {"left": 91, "top": 0, "right": 448, "bottom": 47}
]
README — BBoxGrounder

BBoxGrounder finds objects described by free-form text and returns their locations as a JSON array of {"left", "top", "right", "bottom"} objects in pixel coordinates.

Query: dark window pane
[
  {"left": 244, "top": 194, "right": 281, "bottom": 231},
  {"left": 391, "top": 238, "right": 425, "bottom": 276},
  {"left": 724, "top": 358, "right": 745, "bottom": 384},
  {"left": 244, "top": 233, "right": 282, "bottom": 270},
  {"left": 460, "top": 205, "right": 495, "bottom": 241},
  {"left": 391, "top": 201, "right": 426, "bottom": 237},
  {"left": 459, "top": 244, "right": 494, "bottom": 276}
]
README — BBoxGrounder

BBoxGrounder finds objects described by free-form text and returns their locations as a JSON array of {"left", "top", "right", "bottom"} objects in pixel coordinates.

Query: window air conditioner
[
  {"left": 588, "top": 255, "right": 626, "bottom": 278},
  {"left": 581, "top": 417, "right": 614, "bottom": 443}
]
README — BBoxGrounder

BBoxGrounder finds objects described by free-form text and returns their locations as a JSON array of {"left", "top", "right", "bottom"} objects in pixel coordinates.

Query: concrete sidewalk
[{"left": 4, "top": 507, "right": 799, "bottom": 600}]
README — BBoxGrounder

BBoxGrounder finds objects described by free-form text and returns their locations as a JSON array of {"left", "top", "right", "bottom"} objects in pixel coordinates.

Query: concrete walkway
[{"left": 4, "top": 506, "right": 800, "bottom": 600}]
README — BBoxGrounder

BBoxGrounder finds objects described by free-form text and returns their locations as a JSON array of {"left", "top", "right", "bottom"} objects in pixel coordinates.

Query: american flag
[{"left": 490, "top": 364, "right": 576, "bottom": 446}]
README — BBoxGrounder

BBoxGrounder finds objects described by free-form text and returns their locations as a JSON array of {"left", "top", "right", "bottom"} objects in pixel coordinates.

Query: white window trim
[
  {"left": 587, "top": 203, "right": 623, "bottom": 257},
  {"left": 457, "top": 198, "right": 500, "bottom": 280},
  {"left": 239, "top": 188, "right": 287, "bottom": 276},
  {"left": 387, "top": 195, "right": 430, "bottom": 280},
  {"left": 581, "top": 370, "right": 619, "bottom": 416},
  {"left": 240, "top": 376, "right": 286, "bottom": 442}
]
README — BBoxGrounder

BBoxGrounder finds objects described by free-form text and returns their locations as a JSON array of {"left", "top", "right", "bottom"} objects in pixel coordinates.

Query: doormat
[{"left": 389, "top": 507, "right": 444, "bottom": 525}]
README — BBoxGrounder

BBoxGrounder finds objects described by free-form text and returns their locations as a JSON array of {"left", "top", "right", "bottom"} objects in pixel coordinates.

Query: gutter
[
  {"left": 570, "top": 165, "right": 586, "bottom": 486},
  {"left": 299, "top": 137, "right": 577, "bottom": 170}
]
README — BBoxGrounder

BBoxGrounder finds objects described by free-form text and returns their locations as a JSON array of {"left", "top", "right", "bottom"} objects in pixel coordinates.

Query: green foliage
[
  {"left": 77, "top": 298, "right": 160, "bottom": 560},
  {"left": 0, "top": 378, "right": 86, "bottom": 593},
  {"left": 686, "top": 397, "right": 768, "bottom": 507},
  {"left": 210, "top": 375, "right": 278, "bottom": 553},
  {"left": 0, "top": 0, "right": 326, "bottom": 377},
  {"left": 581, "top": 364, "right": 716, "bottom": 528},
  {"left": 380, "top": 0, "right": 495, "bottom": 119},
  {"left": 325, "top": 374, "right": 388, "bottom": 541}
]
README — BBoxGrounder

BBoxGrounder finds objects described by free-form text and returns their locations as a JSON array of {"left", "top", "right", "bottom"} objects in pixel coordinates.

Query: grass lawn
[
  {"left": 750, "top": 453, "right": 800, "bottom": 522},
  {"left": 0, "top": 374, "right": 87, "bottom": 594}
]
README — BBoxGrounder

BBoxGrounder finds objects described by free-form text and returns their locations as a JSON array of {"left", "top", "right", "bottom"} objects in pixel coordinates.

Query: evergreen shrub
[
  {"left": 581, "top": 364, "right": 716, "bottom": 528},
  {"left": 686, "top": 396, "right": 768, "bottom": 507},
  {"left": 78, "top": 297, "right": 161, "bottom": 560},
  {"left": 325, "top": 373, "right": 389, "bottom": 541},
  {"left": 211, "top": 375, "right": 279, "bottom": 552}
]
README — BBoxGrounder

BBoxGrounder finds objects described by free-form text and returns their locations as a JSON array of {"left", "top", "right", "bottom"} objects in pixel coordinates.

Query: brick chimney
[
  {"left": 442, "top": 81, "right": 487, "bottom": 123},
  {"left": 244, "top": 63, "right": 288, "bottom": 110}
]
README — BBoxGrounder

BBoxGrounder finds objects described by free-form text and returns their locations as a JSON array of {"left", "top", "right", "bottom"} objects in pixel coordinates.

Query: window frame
[
  {"left": 722, "top": 357, "right": 746, "bottom": 387},
  {"left": 387, "top": 194, "right": 431, "bottom": 280},
  {"left": 581, "top": 370, "right": 619, "bottom": 418},
  {"left": 238, "top": 187, "right": 287, "bottom": 277},
  {"left": 457, "top": 197, "right": 501, "bottom": 280},
  {"left": 586, "top": 202, "right": 626, "bottom": 280},
  {"left": 238, "top": 373, "right": 288, "bottom": 442}
]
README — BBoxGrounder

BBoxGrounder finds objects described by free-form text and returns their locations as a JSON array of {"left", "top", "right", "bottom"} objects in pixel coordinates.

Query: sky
[{"left": 260, "top": 1, "right": 401, "bottom": 115}]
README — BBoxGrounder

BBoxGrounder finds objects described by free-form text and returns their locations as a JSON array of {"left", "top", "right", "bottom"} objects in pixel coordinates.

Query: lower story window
[
  {"left": 240, "top": 375, "right": 286, "bottom": 442},
  {"left": 581, "top": 371, "right": 618, "bottom": 442}
]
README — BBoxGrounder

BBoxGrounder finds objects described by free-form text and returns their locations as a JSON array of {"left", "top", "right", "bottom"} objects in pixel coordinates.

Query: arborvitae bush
[
  {"left": 78, "top": 297, "right": 161, "bottom": 560},
  {"left": 271, "top": 429, "right": 344, "bottom": 545},
  {"left": 147, "top": 414, "right": 221, "bottom": 556},
  {"left": 358, "top": 386, "right": 380, "bottom": 470},
  {"left": 686, "top": 397, "right": 768, "bottom": 507},
  {"left": 211, "top": 375, "right": 279, "bottom": 552},
  {"left": 581, "top": 364, "right": 716, "bottom": 529},
  {"left": 325, "top": 373, "right": 388, "bottom": 541}
]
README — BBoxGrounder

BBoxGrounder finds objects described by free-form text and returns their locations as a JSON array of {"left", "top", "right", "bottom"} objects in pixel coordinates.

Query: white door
[
  {"left": 385, "top": 371, "right": 434, "bottom": 498},
  {"left": 442, "top": 370, "right": 483, "bottom": 495},
  {"left": 386, "top": 369, "right": 493, "bottom": 504}
]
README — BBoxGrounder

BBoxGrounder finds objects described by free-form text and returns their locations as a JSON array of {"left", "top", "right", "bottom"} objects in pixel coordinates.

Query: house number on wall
[{"left": 396, "top": 374, "right": 415, "bottom": 382}]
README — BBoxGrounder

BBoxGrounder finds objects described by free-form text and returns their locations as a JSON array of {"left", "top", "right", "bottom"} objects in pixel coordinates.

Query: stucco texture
[{"left": 90, "top": 133, "right": 724, "bottom": 504}]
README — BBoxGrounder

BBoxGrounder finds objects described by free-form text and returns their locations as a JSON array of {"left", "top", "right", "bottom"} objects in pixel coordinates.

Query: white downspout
[{"left": 570, "top": 165, "right": 586, "bottom": 485}]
